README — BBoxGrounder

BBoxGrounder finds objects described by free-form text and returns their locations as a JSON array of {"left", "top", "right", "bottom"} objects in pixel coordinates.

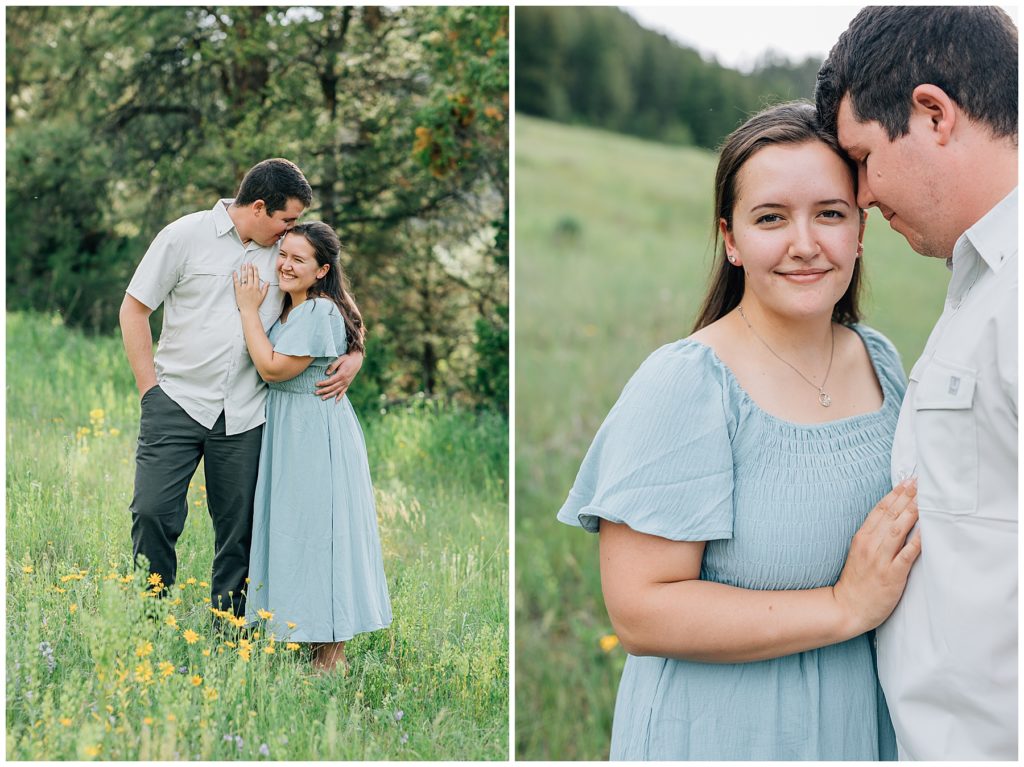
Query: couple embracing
[
  {"left": 559, "top": 7, "right": 1016, "bottom": 761},
  {"left": 120, "top": 158, "right": 392, "bottom": 673}
]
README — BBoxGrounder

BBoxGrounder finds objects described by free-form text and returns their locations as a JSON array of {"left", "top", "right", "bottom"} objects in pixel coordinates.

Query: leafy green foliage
[
  {"left": 6, "top": 6, "right": 508, "bottom": 408},
  {"left": 516, "top": 6, "right": 825, "bottom": 149}
]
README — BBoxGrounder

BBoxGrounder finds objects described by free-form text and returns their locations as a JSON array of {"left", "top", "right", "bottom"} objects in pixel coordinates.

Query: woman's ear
[
  {"left": 317, "top": 264, "right": 330, "bottom": 280},
  {"left": 720, "top": 218, "right": 741, "bottom": 266}
]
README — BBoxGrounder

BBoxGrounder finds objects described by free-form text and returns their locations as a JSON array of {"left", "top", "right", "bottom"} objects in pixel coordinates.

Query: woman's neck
[{"left": 732, "top": 301, "right": 835, "bottom": 364}]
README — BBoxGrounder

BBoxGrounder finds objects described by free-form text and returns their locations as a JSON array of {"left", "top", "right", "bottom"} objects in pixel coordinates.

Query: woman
[
  {"left": 557, "top": 102, "right": 919, "bottom": 760},
  {"left": 234, "top": 221, "right": 392, "bottom": 673}
]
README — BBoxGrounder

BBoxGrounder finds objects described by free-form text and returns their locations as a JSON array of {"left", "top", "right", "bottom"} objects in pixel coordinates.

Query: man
[
  {"left": 119, "top": 158, "right": 363, "bottom": 618},
  {"left": 816, "top": 7, "right": 1017, "bottom": 760}
]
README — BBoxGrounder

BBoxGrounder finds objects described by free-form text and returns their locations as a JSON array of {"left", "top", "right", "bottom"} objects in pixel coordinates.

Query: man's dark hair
[
  {"left": 235, "top": 158, "right": 313, "bottom": 214},
  {"left": 816, "top": 6, "right": 1018, "bottom": 141}
]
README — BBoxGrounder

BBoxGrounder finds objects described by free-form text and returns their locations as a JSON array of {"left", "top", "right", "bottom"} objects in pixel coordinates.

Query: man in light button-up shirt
[
  {"left": 119, "top": 158, "right": 363, "bottom": 619},
  {"left": 817, "top": 7, "right": 1018, "bottom": 760}
]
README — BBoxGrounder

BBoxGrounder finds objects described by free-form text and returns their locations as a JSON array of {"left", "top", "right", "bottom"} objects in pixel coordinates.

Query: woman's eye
[
  {"left": 820, "top": 209, "right": 846, "bottom": 219},
  {"left": 755, "top": 213, "right": 783, "bottom": 224}
]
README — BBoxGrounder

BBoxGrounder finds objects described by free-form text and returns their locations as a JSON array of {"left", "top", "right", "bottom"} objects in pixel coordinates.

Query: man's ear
[
  {"left": 251, "top": 199, "right": 267, "bottom": 216},
  {"left": 910, "top": 84, "right": 956, "bottom": 146}
]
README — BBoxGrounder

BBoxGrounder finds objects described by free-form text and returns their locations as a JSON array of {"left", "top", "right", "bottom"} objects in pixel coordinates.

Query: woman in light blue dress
[
  {"left": 234, "top": 221, "right": 391, "bottom": 673},
  {"left": 558, "top": 102, "right": 920, "bottom": 760}
]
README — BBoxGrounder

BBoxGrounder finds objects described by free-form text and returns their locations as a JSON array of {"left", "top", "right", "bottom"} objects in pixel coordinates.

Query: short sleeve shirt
[
  {"left": 878, "top": 187, "right": 1018, "bottom": 760},
  {"left": 126, "top": 199, "right": 285, "bottom": 435}
]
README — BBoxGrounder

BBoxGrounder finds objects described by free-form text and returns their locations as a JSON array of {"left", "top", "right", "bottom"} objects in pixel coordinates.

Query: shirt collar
[
  {"left": 212, "top": 198, "right": 237, "bottom": 238},
  {"left": 947, "top": 187, "right": 1018, "bottom": 302}
]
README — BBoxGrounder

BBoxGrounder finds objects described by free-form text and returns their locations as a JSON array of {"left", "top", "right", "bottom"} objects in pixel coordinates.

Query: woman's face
[
  {"left": 721, "top": 140, "right": 863, "bottom": 322},
  {"left": 277, "top": 233, "right": 327, "bottom": 295}
]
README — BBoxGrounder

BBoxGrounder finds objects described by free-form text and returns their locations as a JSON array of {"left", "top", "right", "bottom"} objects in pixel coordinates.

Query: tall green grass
[
  {"left": 514, "top": 114, "right": 951, "bottom": 760},
  {"left": 6, "top": 311, "right": 508, "bottom": 760}
]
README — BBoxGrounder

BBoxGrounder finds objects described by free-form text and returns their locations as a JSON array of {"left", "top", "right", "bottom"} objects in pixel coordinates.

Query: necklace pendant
[{"left": 818, "top": 391, "right": 832, "bottom": 408}]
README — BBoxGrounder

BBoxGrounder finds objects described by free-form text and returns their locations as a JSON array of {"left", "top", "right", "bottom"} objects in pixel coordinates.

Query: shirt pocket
[{"left": 912, "top": 357, "right": 978, "bottom": 515}]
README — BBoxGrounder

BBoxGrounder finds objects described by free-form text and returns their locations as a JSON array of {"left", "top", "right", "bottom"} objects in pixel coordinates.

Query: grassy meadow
[
  {"left": 514, "top": 114, "right": 952, "bottom": 760},
  {"left": 6, "top": 311, "right": 508, "bottom": 761}
]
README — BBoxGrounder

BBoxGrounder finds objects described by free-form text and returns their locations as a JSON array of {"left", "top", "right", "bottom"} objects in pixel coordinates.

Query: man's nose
[{"left": 856, "top": 165, "right": 878, "bottom": 209}]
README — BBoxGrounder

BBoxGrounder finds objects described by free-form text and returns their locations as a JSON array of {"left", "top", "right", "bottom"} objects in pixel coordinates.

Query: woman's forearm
[
  {"left": 609, "top": 577, "right": 857, "bottom": 663},
  {"left": 238, "top": 307, "right": 277, "bottom": 379}
]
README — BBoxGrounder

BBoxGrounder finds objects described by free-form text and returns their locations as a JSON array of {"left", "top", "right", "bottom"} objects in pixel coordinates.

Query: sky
[{"left": 623, "top": 5, "right": 1019, "bottom": 73}]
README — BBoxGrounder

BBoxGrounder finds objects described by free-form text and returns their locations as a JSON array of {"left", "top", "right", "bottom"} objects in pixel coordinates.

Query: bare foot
[{"left": 312, "top": 641, "right": 348, "bottom": 675}]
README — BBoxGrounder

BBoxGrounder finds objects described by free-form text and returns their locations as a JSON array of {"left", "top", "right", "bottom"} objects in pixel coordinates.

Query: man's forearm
[{"left": 119, "top": 295, "right": 158, "bottom": 397}]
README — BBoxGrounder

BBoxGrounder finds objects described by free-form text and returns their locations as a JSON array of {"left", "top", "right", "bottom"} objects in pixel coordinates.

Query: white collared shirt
[
  {"left": 127, "top": 199, "right": 285, "bottom": 435},
  {"left": 878, "top": 187, "right": 1018, "bottom": 760}
]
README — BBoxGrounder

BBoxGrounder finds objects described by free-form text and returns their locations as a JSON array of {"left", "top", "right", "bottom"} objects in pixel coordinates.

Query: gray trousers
[{"left": 130, "top": 385, "right": 262, "bottom": 617}]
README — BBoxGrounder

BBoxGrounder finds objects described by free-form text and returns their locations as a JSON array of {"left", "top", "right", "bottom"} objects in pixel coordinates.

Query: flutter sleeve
[
  {"left": 272, "top": 298, "right": 349, "bottom": 358},
  {"left": 557, "top": 340, "right": 735, "bottom": 541}
]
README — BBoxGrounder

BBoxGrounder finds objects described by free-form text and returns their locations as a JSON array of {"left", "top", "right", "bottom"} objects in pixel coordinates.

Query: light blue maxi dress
[
  {"left": 246, "top": 297, "right": 392, "bottom": 643},
  {"left": 558, "top": 325, "right": 904, "bottom": 761}
]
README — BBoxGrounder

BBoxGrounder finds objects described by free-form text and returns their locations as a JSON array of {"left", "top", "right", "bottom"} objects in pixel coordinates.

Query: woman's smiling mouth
[{"left": 776, "top": 269, "right": 831, "bottom": 284}]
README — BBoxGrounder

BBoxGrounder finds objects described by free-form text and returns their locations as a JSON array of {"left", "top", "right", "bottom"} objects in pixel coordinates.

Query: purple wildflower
[
  {"left": 259, "top": 743, "right": 270, "bottom": 757},
  {"left": 393, "top": 709, "right": 404, "bottom": 723}
]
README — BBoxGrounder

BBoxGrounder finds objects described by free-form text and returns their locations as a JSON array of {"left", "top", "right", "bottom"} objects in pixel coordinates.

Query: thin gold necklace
[{"left": 737, "top": 305, "right": 835, "bottom": 407}]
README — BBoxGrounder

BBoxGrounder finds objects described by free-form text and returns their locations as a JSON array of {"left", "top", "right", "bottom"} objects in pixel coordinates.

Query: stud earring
[{"left": 727, "top": 254, "right": 737, "bottom": 264}]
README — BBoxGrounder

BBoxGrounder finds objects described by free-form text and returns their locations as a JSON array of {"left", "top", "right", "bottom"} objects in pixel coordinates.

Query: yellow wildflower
[
  {"left": 135, "top": 641, "right": 154, "bottom": 658},
  {"left": 202, "top": 597, "right": 211, "bottom": 604},
  {"left": 120, "top": 575, "right": 133, "bottom": 583},
  {"left": 286, "top": 622, "right": 297, "bottom": 630},
  {"left": 147, "top": 573, "right": 163, "bottom": 587},
  {"left": 186, "top": 577, "right": 197, "bottom": 585},
  {"left": 59, "top": 717, "right": 72, "bottom": 727},
  {"left": 89, "top": 408, "right": 105, "bottom": 422},
  {"left": 256, "top": 609, "right": 273, "bottom": 621},
  {"left": 204, "top": 687, "right": 219, "bottom": 702},
  {"left": 224, "top": 641, "right": 237, "bottom": 648},
  {"left": 167, "top": 713, "right": 176, "bottom": 722},
  {"left": 263, "top": 645, "right": 275, "bottom": 655},
  {"left": 286, "top": 643, "right": 300, "bottom": 651},
  {"left": 143, "top": 717, "right": 153, "bottom": 726},
  {"left": 134, "top": 660, "right": 153, "bottom": 683},
  {"left": 199, "top": 581, "right": 209, "bottom": 588},
  {"left": 53, "top": 585, "right": 66, "bottom": 594},
  {"left": 182, "top": 629, "right": 200, "bottom": 644},
  {"left": 69, "top": 603, "right": 78, "bottom": 614},
  {"left": 158, "top": 661, "right": 175, "bottom": 678},
  {"left": 22, "top": 565, "right": 33, "bottom": 574},
  {"left": 84, "top": 745, "right": 102, "bottom": 757},
  {"left": 238, "top": 645, "right": 251, "bottom": 662},
  {"left": 202, "top": 649, "right": 211, "bottom": 657},
  {"left": 109, "top": 428, "right": 121, "bottom": 437},
  {"left": 165, "top": 614, "right": 179, "bottom": 630},
  {"left": 190, "top": 675, "right": 202, "bottom": 687},
  {"left": 599, "top": 634, "right": 620, "bottom": 653}
]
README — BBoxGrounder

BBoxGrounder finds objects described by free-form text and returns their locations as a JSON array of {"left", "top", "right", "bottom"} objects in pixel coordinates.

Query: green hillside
[{"left": 514, "top": 113, "right": 951, "bottom": 760}]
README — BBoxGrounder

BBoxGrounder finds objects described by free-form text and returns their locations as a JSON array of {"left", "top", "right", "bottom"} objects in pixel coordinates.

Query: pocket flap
[{"left": 914, "top": 358, "right": 977, "bottom": 410}]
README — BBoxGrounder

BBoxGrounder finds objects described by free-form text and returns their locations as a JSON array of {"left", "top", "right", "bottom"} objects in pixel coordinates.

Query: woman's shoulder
[
  {"left": 615, "top": 337, "right": 736, "bottom": 424},
  {"left": 846, "top": 323, "right": 904, "bottom": 373},
  {"left": 630, "top": 337, "right": 727, "bottom": 392}
]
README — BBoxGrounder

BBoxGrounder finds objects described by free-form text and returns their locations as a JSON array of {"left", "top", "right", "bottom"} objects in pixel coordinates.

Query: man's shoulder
[{"left": 160, "top": 206, "right": 218, "bottom": 239}]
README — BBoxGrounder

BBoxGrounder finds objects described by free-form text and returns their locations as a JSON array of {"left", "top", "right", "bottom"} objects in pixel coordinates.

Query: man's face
[
  {"left": 251, "top": 198, "right": 305, "bottom": 247},
  {"left": 836, "top": 95, "right": 952, "bottom": 259}
]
